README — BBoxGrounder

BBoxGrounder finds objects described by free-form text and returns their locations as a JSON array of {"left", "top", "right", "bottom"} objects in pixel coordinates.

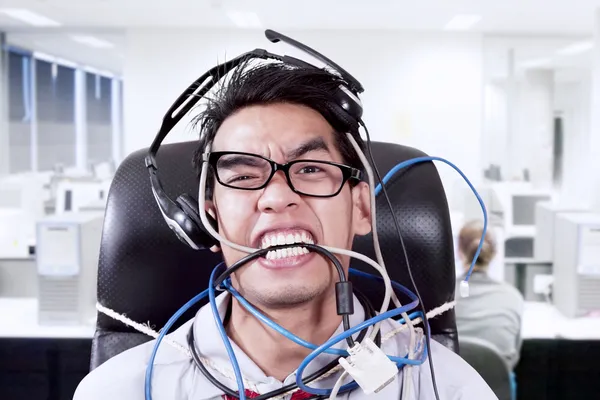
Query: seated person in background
[
  {"left": 74, "top": 61, "right": 496, "bottom": 399},
  {"left": 455, "top": 220, "right": 524, "bottom": 370}
]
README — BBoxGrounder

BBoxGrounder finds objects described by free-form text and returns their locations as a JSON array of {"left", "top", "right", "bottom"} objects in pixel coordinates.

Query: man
[{"left": 74, "top": 61, "right": 497, "bottom": 399}]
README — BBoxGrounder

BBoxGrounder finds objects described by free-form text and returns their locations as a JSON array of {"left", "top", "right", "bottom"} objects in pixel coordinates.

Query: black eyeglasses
[{"left": 203, "top": 151, "right": 362, "bottom": 198}]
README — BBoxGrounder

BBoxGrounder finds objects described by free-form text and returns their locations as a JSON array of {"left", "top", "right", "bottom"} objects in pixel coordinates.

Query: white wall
[
  {"left": 481, "top": 36, "right": 585, "bottom": 189},
  {"left": 514, "top": 69, "right": 555, "bottom": 186},
  {"left": 123, "top": 29, "right": 484, "bottom": 200},
  {"left": 554, "top": 74, "right": 592, "bottom": 208}
]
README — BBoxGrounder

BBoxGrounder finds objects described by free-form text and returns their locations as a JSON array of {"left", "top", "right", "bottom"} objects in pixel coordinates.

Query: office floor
[
  {"left": 1, "top": 337, "right": 600, "bottom": 400},
  {"left": 0, "top": 338, "right": 90, "bottom": 400}
]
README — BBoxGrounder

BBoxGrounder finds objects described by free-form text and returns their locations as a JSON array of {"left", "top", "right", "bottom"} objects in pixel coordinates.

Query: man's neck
[{"left": 225, "top": 293, "right": 342, "bottom": 382}]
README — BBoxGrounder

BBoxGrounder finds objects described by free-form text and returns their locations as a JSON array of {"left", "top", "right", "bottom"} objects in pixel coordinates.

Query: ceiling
[
  {"left": 1, "top": 0, "right": 598, "bottom": 74},
  {"left": 0, "top": 0, "right": 599, "bottom": 34}
]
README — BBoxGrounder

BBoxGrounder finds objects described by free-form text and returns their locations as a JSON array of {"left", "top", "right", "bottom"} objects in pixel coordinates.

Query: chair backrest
[
  {"left": 90, "top": 140, "right": 459, "bottom": 369},
  {"left": 459, "top": 336, "right": 512, "bottom": 400}
]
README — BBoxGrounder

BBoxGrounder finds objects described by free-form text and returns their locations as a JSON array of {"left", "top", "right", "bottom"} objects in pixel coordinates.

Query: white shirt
[{"left": 74, "top": 293, "right": 497, "bottom": 400}]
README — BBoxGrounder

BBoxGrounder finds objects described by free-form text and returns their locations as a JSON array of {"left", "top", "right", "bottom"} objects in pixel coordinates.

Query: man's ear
[
  {"left": 204, "top": 200, "right": 221, "bottom": 253},
  {"left": 352, "top": 181, "right": 372, "bottom": 236}
]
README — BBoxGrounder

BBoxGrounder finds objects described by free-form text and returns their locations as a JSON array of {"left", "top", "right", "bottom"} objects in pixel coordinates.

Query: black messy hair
[{"left": 191, "top": 60, "right": 366, "bottom": 199}]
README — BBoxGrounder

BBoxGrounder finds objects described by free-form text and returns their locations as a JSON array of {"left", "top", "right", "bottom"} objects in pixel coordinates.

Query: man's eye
[
  {"left": 228, "top": 175, "right": 254, "bottom": 182},
  {"left": 299, "top": 165, "right": 323, "bottom": 174}
]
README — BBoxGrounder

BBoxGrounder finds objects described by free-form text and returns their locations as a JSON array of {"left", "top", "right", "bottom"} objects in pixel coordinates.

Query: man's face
[{"left": 208, "top": 103, "right": 371, "bottom": 308}]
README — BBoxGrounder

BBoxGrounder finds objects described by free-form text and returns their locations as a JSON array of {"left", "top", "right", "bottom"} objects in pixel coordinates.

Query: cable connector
[
  {"left": 460, "top": 281, "right": 469, "bottom": 298},
  {"left": 338, "top": 338, "right": 398, "bottom": 395}
]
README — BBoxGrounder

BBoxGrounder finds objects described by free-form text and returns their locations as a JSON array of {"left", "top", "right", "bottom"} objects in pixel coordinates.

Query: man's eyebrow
[
  {"left": 286, "top": 137, "right": 330, "bottom": 160},
  {"left": 217, "top": 155, "right": 264, "bottom": 169}
]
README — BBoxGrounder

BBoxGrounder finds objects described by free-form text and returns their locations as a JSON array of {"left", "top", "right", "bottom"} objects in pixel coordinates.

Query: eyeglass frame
[{"left": 202, "top": 151, "right": 363, "bottom": 198}]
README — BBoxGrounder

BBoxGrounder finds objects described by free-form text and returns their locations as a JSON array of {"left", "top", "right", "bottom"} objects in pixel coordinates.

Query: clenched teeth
[
  {"left": 266, "top": 246, "right": 310, "bottom": 260},
  {"left": 260, "top": 231, "right": 314, "bottom": 249}
]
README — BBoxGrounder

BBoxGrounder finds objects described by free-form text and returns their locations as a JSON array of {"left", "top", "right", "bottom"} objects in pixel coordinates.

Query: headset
[{"left": 145, "top": 29, "right": 365, "bottom": 251}]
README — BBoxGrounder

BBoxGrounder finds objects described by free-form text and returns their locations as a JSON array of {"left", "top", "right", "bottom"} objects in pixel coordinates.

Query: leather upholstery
[{"left": 90, "top": 140, "right": 458, "bottom": 370}]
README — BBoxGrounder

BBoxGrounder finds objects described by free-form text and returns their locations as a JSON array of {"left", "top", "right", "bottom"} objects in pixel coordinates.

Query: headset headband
[
  {"left": 145, "top": 29, "right": 365, "bottom": 251},
  {"left": 145, "top": 30, "right": 363, "bottom": 171}
]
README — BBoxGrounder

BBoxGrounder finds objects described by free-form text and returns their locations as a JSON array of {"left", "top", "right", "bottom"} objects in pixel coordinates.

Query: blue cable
[
  {"left": 145, "top": 263, "right": 426, "bottom": 399},
  {"left": 296, "top": 311, "right": 429, "bottom": 396},
  {"left": 373, "top": 156, "right": 488, "bottom": 282},
  {"left": 208, "top": 264, "right": 247, "bottom": 400},
  {"left": 222, "top": 269, "right": 419, "bottom": 358},
  {"left": 144, "top": 286, "right": 211, "bottom": 400}
]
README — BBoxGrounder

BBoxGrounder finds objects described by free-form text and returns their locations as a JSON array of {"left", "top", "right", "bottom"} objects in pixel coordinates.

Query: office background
[{"left": 1, "top": 1, "right": 600, "bottom": 399}]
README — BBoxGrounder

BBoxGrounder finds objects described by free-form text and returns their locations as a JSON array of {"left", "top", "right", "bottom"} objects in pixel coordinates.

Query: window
[
  {"left": 7, "top": 49, "right": 33, "bottom": 173},
  {"left": 36, "top": 59, "right": 76, "bottom": 171},
  {"left": 5, "top": 46, "right": 122, "bottom": 173},
  {"left": 86, "top": 72, "right": 112, "bottom": 165}
]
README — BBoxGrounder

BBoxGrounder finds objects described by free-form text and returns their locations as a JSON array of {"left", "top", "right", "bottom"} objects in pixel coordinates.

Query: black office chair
[
  {"left": 90, "top": 140, "right": 458, "bottom": 369},
  {"left": 459, "top": 336, "right": 513, "bottom": 400}
]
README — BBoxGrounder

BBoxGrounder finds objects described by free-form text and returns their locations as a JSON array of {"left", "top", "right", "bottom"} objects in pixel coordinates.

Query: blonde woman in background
[{"left": 455, "top": 220, "right": 524, "bottom": 370}]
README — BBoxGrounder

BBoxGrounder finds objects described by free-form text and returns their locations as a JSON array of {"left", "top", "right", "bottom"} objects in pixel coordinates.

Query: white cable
[
  {"left": 328, "top": 371, "right": 348, "bottom": 400},
  {"left": 346, "top": 134, "right": 411, "bottom": 332},
  {"left": 346, "top": 133, "right": 417, "bottom": 400},
  {"left": 345, "top": 133, "right": 396, "bottom": 339},
  {"left": 348, "top": 134, "right": 417, "bottom": 393}
]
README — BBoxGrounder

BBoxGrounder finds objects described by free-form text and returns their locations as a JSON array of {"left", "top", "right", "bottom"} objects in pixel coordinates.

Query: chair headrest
[{"left": 93, "top": 140, "right": 458, "bottom": 367}]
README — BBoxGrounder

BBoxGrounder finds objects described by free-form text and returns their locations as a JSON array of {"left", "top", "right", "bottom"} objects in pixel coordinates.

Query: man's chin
[{"left": 237, "top": 283, "right": 330, "bottom": 310}]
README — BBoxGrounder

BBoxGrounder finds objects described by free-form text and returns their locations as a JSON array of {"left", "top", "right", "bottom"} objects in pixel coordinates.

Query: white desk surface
[
  {"left": 0, "top": 297, "right": 95, "bottom": 339},
  {"left": 522, "top": 301, "right": 600, "bottom": 340},
  {"left": 504, "top": 257, "right": 552, "bottom": 265},
  {"left": 1, "top": 298, "right": 599, "bottom": 341}
]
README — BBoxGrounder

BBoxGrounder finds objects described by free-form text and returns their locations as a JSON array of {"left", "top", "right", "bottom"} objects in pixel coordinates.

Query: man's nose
[{"left": 257, "top": 171, "right": 300, "bottom": 213}]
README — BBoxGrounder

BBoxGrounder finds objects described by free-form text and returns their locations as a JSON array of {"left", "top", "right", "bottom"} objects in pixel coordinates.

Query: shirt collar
[{"left": 191, "top": 291, "right": 367, "bottom": 398}]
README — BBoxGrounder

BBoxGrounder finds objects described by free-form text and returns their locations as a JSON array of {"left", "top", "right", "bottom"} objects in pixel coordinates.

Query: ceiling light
[
  {"left": 556, "top": 40, "right": 594, "bottom": 56},
  {"left": 444, "top": 14, "right": 482, "bottom": 31},
  {"left": 0, "top": 8, "right": 61, "bottom": 27},
  {"left": 70, "top": 35, "right": 115, "bottom": 49},
  {"left": 227, "top": 11, "right": 262, "bottom": 28}
]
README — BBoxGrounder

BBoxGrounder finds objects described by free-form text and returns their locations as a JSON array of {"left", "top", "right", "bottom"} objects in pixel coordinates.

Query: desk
[
  {"left": 522, "top": 301, "right": 600, "bottom": 339},
  {"left": 0, "top": 298, "right": 94, "bottom": 400},
  {"left": 0, "top": 257, "right": 37, "bottom": 298},
  {"left": 0, "top": 298, "right": 95, "bottom": 339}
]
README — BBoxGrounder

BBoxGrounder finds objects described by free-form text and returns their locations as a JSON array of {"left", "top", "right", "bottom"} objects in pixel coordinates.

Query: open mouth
[{"left": 259, "top": 230, "right": 315, "bottom": 261}]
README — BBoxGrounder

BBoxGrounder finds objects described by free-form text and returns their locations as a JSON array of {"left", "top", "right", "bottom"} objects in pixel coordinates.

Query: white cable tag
[
  {"left": 460, "top": 281, "right": 469, "bottom": 298},
  {"left": 338, "top": 338, "right": 398, "bottom": 395}
]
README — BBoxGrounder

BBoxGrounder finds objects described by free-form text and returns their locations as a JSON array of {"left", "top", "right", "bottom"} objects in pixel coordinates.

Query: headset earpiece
[
  {"left": 334, "top": 84, "right": 363, "bottom": 121},
  {"left": 174, "top": 194, "right": 219, "bottom": 250},
  {"left": 327, "top": 85, "right": 363, "bottom": 130},
  {"left": 148, "top": 167, "right": 219, "bottom": 251}
]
